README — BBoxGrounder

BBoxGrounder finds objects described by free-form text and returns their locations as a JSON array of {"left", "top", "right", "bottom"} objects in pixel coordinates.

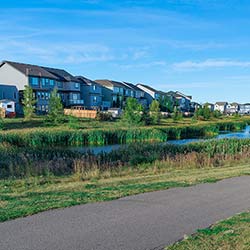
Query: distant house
[
  {"left": 0, "top": 61, "right": 84, "bottom": 113},
  {"left": 95, "top": 79, "right": 128, "bottom": 109},
  {"left": 239, "top": 103, "right": 250, "bottom": 114},
  {"left": 214, "top": 102, "right": 228, "bottom": 113},
  {"left": 136, "top": 84, "right": 161, "bottom": 105},
  {"left": 174, "top": 91, "right": 192, "bottom": 112},
  {"left": 226, "top": 103, "right": 239, "bottom": 114},
  {"left": 190, "top": 102, "right": 201, "bottom": 112},
  {"left": 76, "top": 76, "right": 103, "bottom": 110},
  {"left": 121, "top": 82, "right": 147, "bottom": 107},
  {"left": 0, "top": 99, "right": 16, "bottom": 117},
  {"left": 202, "top": 103, "right": 215, "bottom": 112}
]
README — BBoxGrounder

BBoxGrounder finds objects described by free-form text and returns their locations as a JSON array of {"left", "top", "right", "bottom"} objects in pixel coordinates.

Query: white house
[
  {"left": 214, "top": 102, "right": 228, "bottom": 113},
  {"left": 226, "top": 103, "right": 239, "bottom": 114},
  {"left": 0, "top": 99, "right": 16, "bottom": 117}
]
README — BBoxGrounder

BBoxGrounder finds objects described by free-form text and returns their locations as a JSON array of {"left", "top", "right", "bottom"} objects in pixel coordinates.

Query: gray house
[
  {"left": 0, "top": 61, "right": 84, "bottom": 113},
  {"left": 239, "top": 103, "right": 250, "bottom": 114},
  {"left": 76, "top": 76, "right": 103, "bottom": 110},
  {"left": 95, "top": 80, "right": 127, "bottom": 109},
  {"left": 136, "top": 84, "right": 161, "bottom": 105}
]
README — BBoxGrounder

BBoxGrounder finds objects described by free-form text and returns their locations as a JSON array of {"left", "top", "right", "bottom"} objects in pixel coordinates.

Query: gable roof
[
  {"left": 95, "top": 79, "right": 125, "bottom": 88},
  {"left": 42, "top": 67, "right": 81, "bottom": 82},
  {"left": 215, "top": 102, "right": 228, "bottom": 105},
  {"left": 137, "top": 83, "right": 159, "bottom": 93},
  {"left": 1, "top": 61, "right": 59, "bottom": 80},
  {"left": 76, "top": 76, "right": 102, "bottom": 87}
]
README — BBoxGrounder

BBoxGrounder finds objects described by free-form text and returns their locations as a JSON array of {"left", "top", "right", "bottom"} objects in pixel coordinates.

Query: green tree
[
  {"left": 149, "top": 100, "right": 161, "bottom": 125},
  {"left": 47, "top": 88, "right": 64, "bottom": 124},
  {"left": 172, "top": 106, "right": 183, "bottom": 121},
  {"left": 22, "top": 85, "right": 36, "bottom": 120},
  {"left": 121, "top": 97, "right": 143, "bottom": 125},
  {"left": 159, "top": 95, "right": 173, "bottom": 112}
]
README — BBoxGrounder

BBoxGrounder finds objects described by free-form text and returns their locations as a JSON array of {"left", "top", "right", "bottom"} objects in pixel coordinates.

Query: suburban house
[
  {"left": 0, "top": 99, "right": 16, "bottom": 117},
  {"left": 226, "top": 103, "right": 239, "bottom": 114},
  {"left": 76, "top": 76, "right": 103, "bottom": 110},
  {"left": 121, "top": 82, "right": 147, "bottom": 107},
  {"left": 214, "top": 102, "right": 228, "bottom": 113},
  {"left": 190, "top": 101, "right": 201, "bottom": 112},
  {"left": 172, "top": 91, "right": 192, "bottom": 112},
  {"left": 95, "top": 79, "right": 127, "bottom": 109},
  {"left": 0, "top": 61, "right": 84, "bottom": 113},
  {"left": 202, "top": 103, "right": 215, "bottom": 112},
  {"left": 136, "top": 84, "right": 161, "bottom": 105},
  {"left": 239, "top": 103, "right": 250, "bottom": 114}
]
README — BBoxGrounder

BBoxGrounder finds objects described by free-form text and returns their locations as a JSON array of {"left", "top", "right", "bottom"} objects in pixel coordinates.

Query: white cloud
[
  {"left": 119, "top": 61, "right": 167, "bottom": 69},
  {"left": 173, "top": 59, "right": 250, "bottom": 71}
]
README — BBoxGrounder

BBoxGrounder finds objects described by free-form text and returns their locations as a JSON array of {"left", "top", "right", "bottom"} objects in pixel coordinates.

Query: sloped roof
[
  {"left": 121, "top": 82, "right": 142, "bottom": 91},
  {"left": 76, "top": 76, "right": 102, "bottom": 87},
  {"left": 95, "top": 79, "right": 125, "bottom": 88},
  {"left": 2, "top": 61, "right": 59, "bottom": 80},
  {"left": 137, "top": 83, "right": 159, "bottom": 93},
  {"left": 42, "top": 67, "right": 81, "bottom": 82},
  {"left": 215, "top": 102, "right": 228, "bottom": 105}
]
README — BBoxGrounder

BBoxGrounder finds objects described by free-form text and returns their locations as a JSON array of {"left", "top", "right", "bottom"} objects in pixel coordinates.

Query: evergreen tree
[
  {"left": 47, "top": 88, "right": 64, "bottom": 124},
  {"left": 149, "top": 100, "right": 161, "bottom": 125},
  {"left": 22, "top": 85, "right": 36, "bottom": 120}
]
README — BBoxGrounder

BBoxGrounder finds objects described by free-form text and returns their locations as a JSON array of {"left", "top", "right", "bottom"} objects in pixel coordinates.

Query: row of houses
[
  {"left": 0, "top": 60, "right": 194, "bottom": 114},
  {"left": 205, "top": 102, "right": 250, "bottom": 115}
]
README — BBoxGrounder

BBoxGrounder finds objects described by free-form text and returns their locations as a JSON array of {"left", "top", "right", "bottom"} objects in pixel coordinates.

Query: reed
[
  {"left": 0, "top": 120, "right": 248, "bottom": 147},
  {"left": 2, "top": 138, "right": 250, "bottom": 179}
]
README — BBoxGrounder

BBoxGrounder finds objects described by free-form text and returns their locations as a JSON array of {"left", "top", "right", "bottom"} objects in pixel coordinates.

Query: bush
[{"left": 96, "top": 111, "right": 113, "bottom": 121}]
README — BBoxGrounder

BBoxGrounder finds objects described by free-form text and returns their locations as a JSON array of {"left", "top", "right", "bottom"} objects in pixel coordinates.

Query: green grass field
[
  {"left": 166, "top": 212, "right": 250, "bottom": 250},
  {"left": 1, "top": 162, "right": 250, "bottom": 222}
]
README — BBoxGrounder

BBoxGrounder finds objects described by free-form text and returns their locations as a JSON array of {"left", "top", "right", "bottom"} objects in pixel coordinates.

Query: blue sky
[{"left": 2, "top": 0, "right": 250, "bottom": 103}]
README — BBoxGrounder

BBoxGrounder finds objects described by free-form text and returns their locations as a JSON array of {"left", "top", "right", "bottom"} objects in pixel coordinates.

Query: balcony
[{"left": 68, "top": 99, "right": 84, "bottom": 105}]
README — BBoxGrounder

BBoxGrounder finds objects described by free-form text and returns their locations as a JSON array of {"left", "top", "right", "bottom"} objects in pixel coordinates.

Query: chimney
[{"left": 26, "top": 68, "right": 29, "bottom": 76}]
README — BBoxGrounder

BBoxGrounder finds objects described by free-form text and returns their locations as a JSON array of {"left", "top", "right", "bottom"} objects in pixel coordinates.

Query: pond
[{"left": 70, "top": 125, "right": 250, "bottom": 154}]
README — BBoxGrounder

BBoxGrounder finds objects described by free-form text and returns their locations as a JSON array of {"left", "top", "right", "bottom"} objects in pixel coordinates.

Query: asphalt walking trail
[{"left": 1, "top": 176, "right": 250, "bottom": 250}]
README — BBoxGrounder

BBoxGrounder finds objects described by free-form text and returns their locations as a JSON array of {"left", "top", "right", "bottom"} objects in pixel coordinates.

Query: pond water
[{"left": 70, "top": 125, "right": 250, "bottom": 154}]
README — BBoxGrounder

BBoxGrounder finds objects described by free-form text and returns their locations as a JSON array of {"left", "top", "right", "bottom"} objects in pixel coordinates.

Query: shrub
[
  {"left": 149, "top": 100, "right": 161, "bottom": 125},
  {"left": 96, "top": 111, "right": 113, "bottom": 121}
]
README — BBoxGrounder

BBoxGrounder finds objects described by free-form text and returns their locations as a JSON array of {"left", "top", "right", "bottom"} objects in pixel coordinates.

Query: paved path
[{"left": 1, "top": 176, "right": 250, "bottom": 250}]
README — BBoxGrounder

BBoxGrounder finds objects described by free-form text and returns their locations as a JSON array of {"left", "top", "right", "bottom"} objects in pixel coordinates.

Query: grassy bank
[
  {"left": 2, "top": 138, "right": 250, "bottom": 178},
  {"left": 1, "top": 162, "right": 250, "bottom": 222},
  {"left": 166, "top": 212, "right": 250, "bottom": 250},
  {"left": 0, "top": 117, "right": 249, "bottom": 147}
]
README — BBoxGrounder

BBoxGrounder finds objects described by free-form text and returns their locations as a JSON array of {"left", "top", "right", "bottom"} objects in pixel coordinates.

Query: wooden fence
[
  {"left": 64, "top": 109, "right": 97, "bottom": 119},
  {"left": 0, "top": 108, "right": 5, "bottom": 118}
]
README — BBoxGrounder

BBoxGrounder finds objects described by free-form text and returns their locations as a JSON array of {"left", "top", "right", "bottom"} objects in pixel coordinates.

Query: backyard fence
[
  {"left": 0, "top": 108, "right": 5, "bottom": 118},
  {"left": 64, "top": 108, "right": 97, "bottom": 119}
]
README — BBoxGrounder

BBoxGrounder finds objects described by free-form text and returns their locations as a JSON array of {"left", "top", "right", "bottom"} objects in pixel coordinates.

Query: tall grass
[
  {"left": 2, "top": 138, "right": 250, "bottom": 179},
  {"left": 0, "top": 120, "right": 247, "bottom": 147}
]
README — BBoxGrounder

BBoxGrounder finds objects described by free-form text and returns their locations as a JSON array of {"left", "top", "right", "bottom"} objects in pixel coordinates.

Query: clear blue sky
[{"left": 1, "top": 0, "right": 250, "bottom": 103}]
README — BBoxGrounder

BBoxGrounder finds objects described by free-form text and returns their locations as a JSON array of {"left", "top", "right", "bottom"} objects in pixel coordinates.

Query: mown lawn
[
  {"left": 166, "top": 212, "right": 250, "bottom": 250},
  {"left": 1, "top": 162, "right": 250, "bottom": 222}
]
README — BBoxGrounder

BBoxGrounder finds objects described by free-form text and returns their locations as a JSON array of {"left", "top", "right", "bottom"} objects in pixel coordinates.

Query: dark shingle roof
[
  {"left": 123, "top": 82, "right": 143, "bottom": 91},
  {"left": 42, "top": 67, "right": 81, "bottom": 82},
  {"left": 2, "top": 61, "right": 60, "bottom": 80},
  {"left": 95, "top": 79, "right": 125, "bottom": 88},
  {"left": 76, "top": 76, "right": 101, "bottom": 87}
]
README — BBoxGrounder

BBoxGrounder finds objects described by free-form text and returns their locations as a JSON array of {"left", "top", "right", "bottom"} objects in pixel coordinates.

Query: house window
[
  {"left": 93, "top": 85, "right": 96, "bottom": 91},
  {"left": 72, "top": 94, "right": 78, "bottom": 100},
  {"left": 45, "top": 92, "right": 49, "bottom": 100},
  {"left": 37, "top": 92, "right": 41, "bottom": 99},
  {"left": 57, "top": 81, "right": 63, "bottom": 88},
  {"left": 74, "top": 82, "right": 80, "bottom": 89},
  {"left": 93, "top": 96, "right": 97, "bottom": 103},
  {"left": 49, "top": 79, "right": 55, "bottom": 87},
  {"left": 29, "top": 77, "right": 39, "bottom": 86},
  {"left": 7, "top": 104, "right": 12, "bottom": 109}
]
